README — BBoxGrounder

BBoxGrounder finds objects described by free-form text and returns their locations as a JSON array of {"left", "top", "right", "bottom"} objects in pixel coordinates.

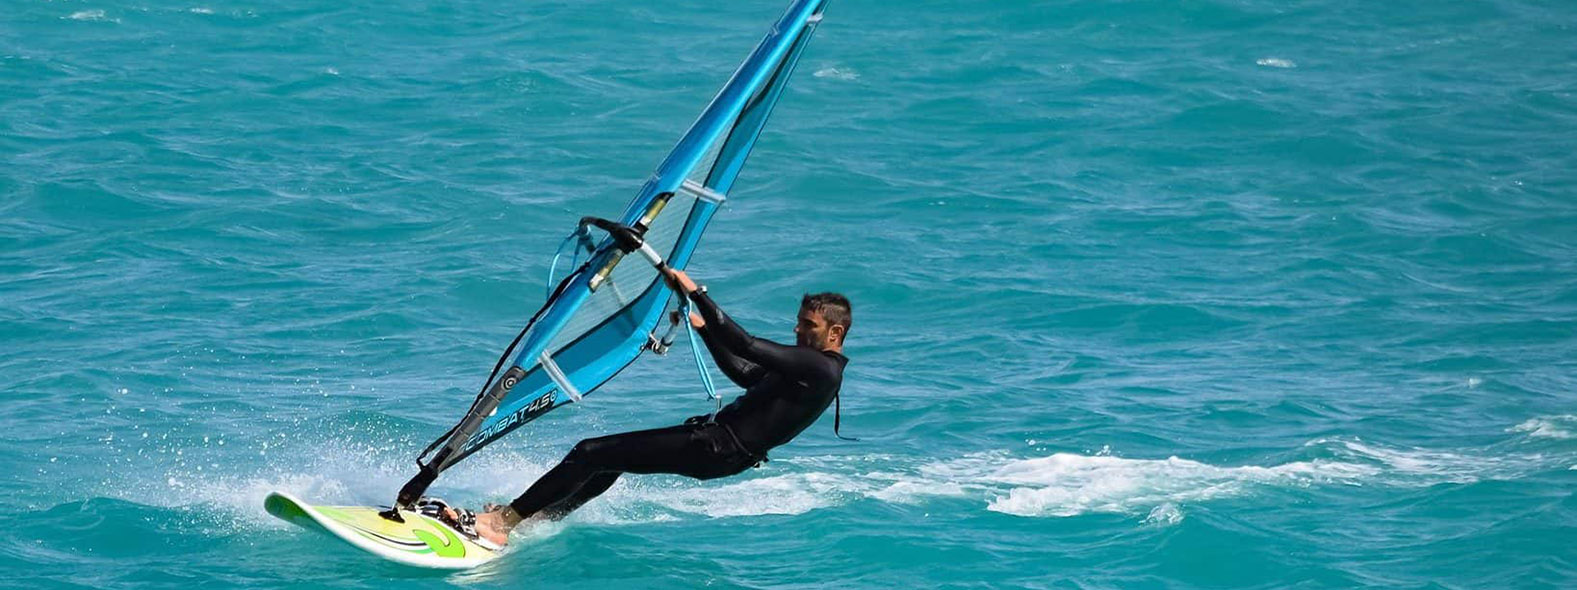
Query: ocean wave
[
  {"left": 813, "top": 66, "right": 859, "bottom": 80},
  {"left": 1509, "top": 415, "right": 1577, "bottom": 440},
  {"left": 984, "top": 452, "right": 1368, "bottom": 517},
  {"left": 1142, "top": 502, "right": 1184, "bottom": 526},
  {"left": 67, "top": 10, "right": 113, "bottom": 22},
  {"left": 862, "top": 434, "right": 1574, "bottom": 519},
  {"left": 864, "top": 449, "right": 1370, "bottom": 519},
  {"left": 1315, "top": 437, "right": 1559, "bottom": 484},
  {"left": 635, "top": 472, "right": 855, "bottom": 519},
  {"left": 96, "top": 434, "right": 870, "bottom": 531}
]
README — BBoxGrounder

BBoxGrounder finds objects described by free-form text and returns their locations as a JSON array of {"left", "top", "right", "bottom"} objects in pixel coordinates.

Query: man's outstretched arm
[
  {"left": 686, "top": 290, "right": 827, "bottom": 378},
  {"left": 664, "top": 266, "right": 826, "bottom": 373},
  {"left": 676, "top": 285, "right": 827, "bottom": 381},
  {"left": 663, "top": 268, "right": 765, "bottom": 388},
  {"left": 686, "top": 309, "right": 766, "bottom": 388}
]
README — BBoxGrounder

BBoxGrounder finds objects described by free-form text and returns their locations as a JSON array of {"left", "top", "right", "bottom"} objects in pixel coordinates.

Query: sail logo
[{"left": 461, "top": 392, "right": 557, "bottom": 454}]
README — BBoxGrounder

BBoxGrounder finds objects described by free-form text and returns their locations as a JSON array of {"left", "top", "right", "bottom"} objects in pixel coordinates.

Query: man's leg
[
  {"left": 474, "top": 423, "right": 729, "bottom": 545},
  {"left": 476, "top": 421, "right": 757, "bottom": 545},
  {"left": 509, "top": 424, "right": 704, "bottom": 519},
  {"left": 539, "top": 472, "right": 620, "bottom": 521}
]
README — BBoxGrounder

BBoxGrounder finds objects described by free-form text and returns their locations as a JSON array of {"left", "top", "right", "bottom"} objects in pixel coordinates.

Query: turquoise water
[{"left": 4, "top": 0, "right": 1576, "bottom": 587}]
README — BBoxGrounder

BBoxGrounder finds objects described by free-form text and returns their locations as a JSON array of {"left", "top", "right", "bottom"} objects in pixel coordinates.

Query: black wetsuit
[{"left": 508, "top": 290, "right": 848, "bottom": 520}]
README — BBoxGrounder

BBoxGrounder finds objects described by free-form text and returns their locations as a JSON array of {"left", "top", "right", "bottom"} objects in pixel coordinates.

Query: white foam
[
  {"left": 983, "top": 453, "right": 1371, "bottom": 517},
  {"left": 1143, "top": 503, "right": 1183, "bottom": 526},
  {"left": 868, "top": 453, "right": 1000, "bottom": 503},
  {"left": 869, "top": 477, "right": 968, "bottom": 503},
  {"left": 1509, "top": 415, "right": 1576, "bottom": 440},
  {"left": 104, "top": 425, "right": 1568, "bottom": 532},
  {"left": 861, "top": 450, "right": 1376, "bottom": 518},
  {"left": 1328, "top": 439, "right": 1507, "bottom": 484},
  {"left": 643, "top": 472, "right": 855, "bottom": 518},
  {"left": 99, "top": 432, "right": 554, "bottom": 532},
  {"left": 813, "top": 67, "right": 859, "bottom": 80},
  {"left": 1256, "top": 58, "right": 1296, "bottom": 69},
  {"left": 188, "top": 7, "right": 214, "bottom": 14},
  {"left": 120, "top": 438, "right": 880, "bottom": 532},
  {"left": 68, "top": 10, "right": 112, "bottom": 22}
]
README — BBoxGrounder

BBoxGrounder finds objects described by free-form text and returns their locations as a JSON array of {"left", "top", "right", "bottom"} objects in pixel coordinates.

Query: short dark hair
[{"left": 801, "top": 292, "right": 852, "bottom": 339}]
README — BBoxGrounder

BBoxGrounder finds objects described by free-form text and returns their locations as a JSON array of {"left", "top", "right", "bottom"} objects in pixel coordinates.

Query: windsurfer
[{"left": 465, "top": 266, "right": 851, "bottom": 546}]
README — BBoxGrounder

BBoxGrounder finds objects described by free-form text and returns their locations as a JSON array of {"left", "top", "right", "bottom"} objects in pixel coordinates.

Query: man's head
[{"left": 795, "top": 292, "right": 852, "bottom": 352}]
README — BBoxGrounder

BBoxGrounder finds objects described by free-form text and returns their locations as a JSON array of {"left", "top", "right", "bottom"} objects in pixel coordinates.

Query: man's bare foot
[{"left": 472, "top": 506, "right": 522, "bottom": 548}]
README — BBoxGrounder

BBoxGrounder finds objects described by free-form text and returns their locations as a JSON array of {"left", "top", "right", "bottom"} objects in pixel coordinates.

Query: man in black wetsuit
[{"left": 467, "top": 266, "right": 851, "bottom": 546}]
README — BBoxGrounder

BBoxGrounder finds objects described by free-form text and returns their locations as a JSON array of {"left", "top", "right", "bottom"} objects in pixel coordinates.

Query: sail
[{"left": 390, "top": 0, "right": 828, "bottom": 507}]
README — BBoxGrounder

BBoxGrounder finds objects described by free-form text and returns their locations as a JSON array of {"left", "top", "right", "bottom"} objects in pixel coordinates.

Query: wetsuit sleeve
[
  {"left": 689, "top": 290, "right": 832, "bottom": 383},
  {"left": 697, "top": 322, "right": 766, "bottom": 389}
]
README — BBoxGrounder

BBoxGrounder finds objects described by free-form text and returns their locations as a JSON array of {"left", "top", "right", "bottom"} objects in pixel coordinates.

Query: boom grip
[{"left": 581, "top": 216, "right": 667, "bottom": 269}]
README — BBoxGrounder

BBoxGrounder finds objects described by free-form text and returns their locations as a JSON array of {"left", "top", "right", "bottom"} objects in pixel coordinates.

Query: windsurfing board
[{"left": 264, "top": 490, "right": 500, "bottom": 569}]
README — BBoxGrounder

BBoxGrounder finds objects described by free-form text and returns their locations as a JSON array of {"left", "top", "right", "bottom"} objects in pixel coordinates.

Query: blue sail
[{"left": 418, "top": 0, "right": 829, "bottom": 478}]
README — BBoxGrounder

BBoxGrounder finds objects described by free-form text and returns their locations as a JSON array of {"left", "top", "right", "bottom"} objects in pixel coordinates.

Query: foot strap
[{"left": 414, "top": 497, "right": 502, "bottom": 551}]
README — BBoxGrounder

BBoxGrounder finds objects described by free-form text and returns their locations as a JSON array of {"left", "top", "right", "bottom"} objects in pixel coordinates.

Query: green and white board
[{"left": 264, "top": 491, "right": 500, "bottom": 569}]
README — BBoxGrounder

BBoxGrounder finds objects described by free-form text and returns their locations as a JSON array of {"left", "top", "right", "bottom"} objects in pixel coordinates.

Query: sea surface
[{"left": 3, "top": 0, "right": 1576, "bottom": 588}]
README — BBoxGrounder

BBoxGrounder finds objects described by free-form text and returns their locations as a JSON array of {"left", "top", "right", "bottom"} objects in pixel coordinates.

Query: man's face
[{"left": 795, "top": 307, "right": 838, "bottom": 349}]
